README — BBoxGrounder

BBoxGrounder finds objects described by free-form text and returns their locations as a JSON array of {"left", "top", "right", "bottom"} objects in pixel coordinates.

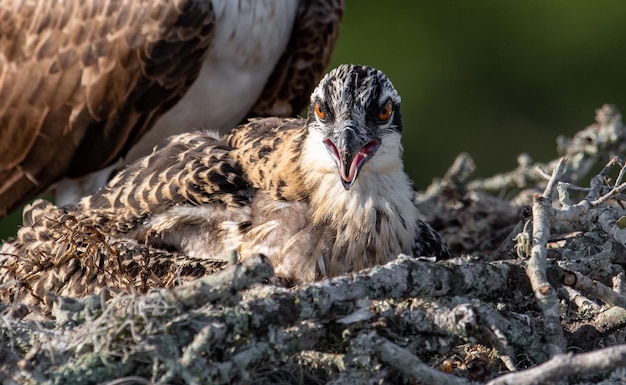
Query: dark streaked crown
[{"left": 307, "top": 64, "right": 403, "bottom": 136}]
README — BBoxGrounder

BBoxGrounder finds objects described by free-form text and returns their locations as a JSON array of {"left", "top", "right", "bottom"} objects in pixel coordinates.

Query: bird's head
[{"left": 306, "top": 64, "right": 402, "bottom": 190}]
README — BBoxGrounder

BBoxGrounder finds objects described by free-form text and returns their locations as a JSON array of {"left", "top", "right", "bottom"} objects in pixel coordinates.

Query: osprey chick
[{"left": 0, "top": 64, "right": 449, "bottom": 304}]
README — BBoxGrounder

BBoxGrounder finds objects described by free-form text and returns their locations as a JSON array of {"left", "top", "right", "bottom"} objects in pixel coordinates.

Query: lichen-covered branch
[
  {"left": 525, "top": 160, "right": 567, "bottom": 356},
  {"left": 563, "top": 270, "right": 626, "bottom": 308},
  {"left": 487, "top": 344, "right": 626, "bottom": 385}
]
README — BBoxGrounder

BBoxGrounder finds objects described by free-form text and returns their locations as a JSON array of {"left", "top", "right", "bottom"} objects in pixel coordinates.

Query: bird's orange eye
[
  {"left": 378, "top": 102, "right": 392, "bottom": 122},
  {"left": 314, "top": 102, "right": 326, "bottom": 121}
]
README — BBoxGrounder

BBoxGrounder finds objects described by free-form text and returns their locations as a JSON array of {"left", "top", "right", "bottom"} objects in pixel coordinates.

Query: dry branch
[
  {"left": 487, "top": 344, "right": 626, "bottom": 385},
  {"left": 525, "top": 160, "right": 568, "bottom": 356},
  {"left": 563, "top": 270, "right": 626, "bottom": 308}
]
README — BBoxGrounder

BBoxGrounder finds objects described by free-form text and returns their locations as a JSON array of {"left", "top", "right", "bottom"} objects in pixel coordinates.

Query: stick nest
[{"left": 4, "top": 105, "right": 626, "bottom": 385}]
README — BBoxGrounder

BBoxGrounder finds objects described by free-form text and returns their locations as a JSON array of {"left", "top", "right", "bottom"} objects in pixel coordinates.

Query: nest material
[{"left": 3, "top": 105, "right": 626, "bottom": 384}]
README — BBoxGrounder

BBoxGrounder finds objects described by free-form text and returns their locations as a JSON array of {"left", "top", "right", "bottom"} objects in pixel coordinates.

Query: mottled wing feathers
[
  {"left": 249, "top": 0, "right": 344, "bottom": 118},
  {"left": 1, "top": 198, "right": 226, "bottom": 308},
  {"left": 1, "top": 129, "right": 253, "bottom": 307},
  {"left": 226, "top": 118, "right": 309, "bottom": 201},
  {"left": 75, "top": 131, "right": 252, "bottom": 235},
  {"left": 0, "top": 0, "right": 215, "bottom": 216}
]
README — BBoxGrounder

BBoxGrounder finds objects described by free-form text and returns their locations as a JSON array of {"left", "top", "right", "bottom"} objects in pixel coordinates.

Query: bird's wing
[
  {"left": 74, "top": 131, "right": 253, "bottom": 235},
  {"left": 1, "top": 119, "right": 307, "bottom": 305},
  {"left": 9, "top": 131, "right": 251, "bottom": 245},
  {"left": 248, "top": 0, "right": 344, "bottom": 118},
  {"left": 1, "top": 130, "right": 252, "bottom": 306},
  {"left": 0, "top": 198, "right": 228, "bottom": 308},
  {"left": 12, "top": 118, "right": 308, "bottom": 256},
  {"left": 0, "top": 0, "right": 215, "bottom": 216}
]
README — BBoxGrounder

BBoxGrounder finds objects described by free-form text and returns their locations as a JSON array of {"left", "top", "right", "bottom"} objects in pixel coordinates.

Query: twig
[
  {"left": 376, "top": 335, "right": 475, "bottom": 385},
  {"left": 592, "top": 158, "right": 626, "bottom": 206},
  {"left": 562, "top": 270, "right": 626, "bottom": 308},
  {"left": 349, "top": 331, "right": 475, "bottom": 385},
  {"left": 475, "top": 308, "right": 518, "bottom": 372},
  {"left": 157, "top": 322, "right": 228, "bottom": 385},
  {"left": 466, "top": 153, "right": 549, "bottom": 192},
  {"left": 555, "top": 240, "right": 619, "bottom": 279},
  {"left": 591, "top": 306, "right": 626, "bottom": 333},
  {"left": 598, "top": 208, "right": 626, "bottom": 246},
  {"left": 487, "top": 344, "right": 626, "bottom": 385},
  {"left": 102, "top": 377, "right": 152, "bottom": 385},
  {"left": 525, "top": 159, "right": 567, "bottom": 356},
  {"left": 563, "top": 286, "right": 602, "bottom": 317},
  {"left": 159, "top": 254, "right": 274, "bottom": 310}
]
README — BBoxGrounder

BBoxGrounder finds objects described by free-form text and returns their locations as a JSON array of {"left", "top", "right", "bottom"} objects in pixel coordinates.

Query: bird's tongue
[
  {"left": 339, "top": 140, "right": 380, "bottom": 185},
  {"left": 342, "top": 152, "right": 365, "bottom": 183}
]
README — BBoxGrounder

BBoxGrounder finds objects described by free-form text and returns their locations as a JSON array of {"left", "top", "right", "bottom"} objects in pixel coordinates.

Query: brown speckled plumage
[
  {"left": 1, "top": 64, "right": 449, "bottom": 308},
  {"left": 1, "top": 199, "right": 227, "bottom": 309},
  {"left": 0, "top": 0, "right": 215, "bottom": 216},
  {"left": 0, "top": 0, "right": 344, "bottom": 216}
]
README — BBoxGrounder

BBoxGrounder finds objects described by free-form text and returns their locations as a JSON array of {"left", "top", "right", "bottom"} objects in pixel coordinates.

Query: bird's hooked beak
[{"left": 324, "top": 127, "right": 381, "bottom": 190}]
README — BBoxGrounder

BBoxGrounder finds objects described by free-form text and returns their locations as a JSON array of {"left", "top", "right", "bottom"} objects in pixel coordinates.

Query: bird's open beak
[{"left": 324, "top": 127, "right": 381, "bottom": 190}]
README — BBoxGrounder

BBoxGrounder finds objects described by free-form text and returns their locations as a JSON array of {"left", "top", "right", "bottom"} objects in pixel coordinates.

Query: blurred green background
[
  {"left": 3, "top": 1, "right": 626, "bottom": 240},
  {"left": 330, "top": 1, "right": 626, "bottom": 185}
]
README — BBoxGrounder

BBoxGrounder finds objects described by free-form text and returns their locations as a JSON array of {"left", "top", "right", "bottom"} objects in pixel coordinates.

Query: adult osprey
[
  {"left": 0, "top": 0, "right": 343, "bottom": 215},
  {"left": 0, "top": 64, "right": 449, "bottom": 306}
]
